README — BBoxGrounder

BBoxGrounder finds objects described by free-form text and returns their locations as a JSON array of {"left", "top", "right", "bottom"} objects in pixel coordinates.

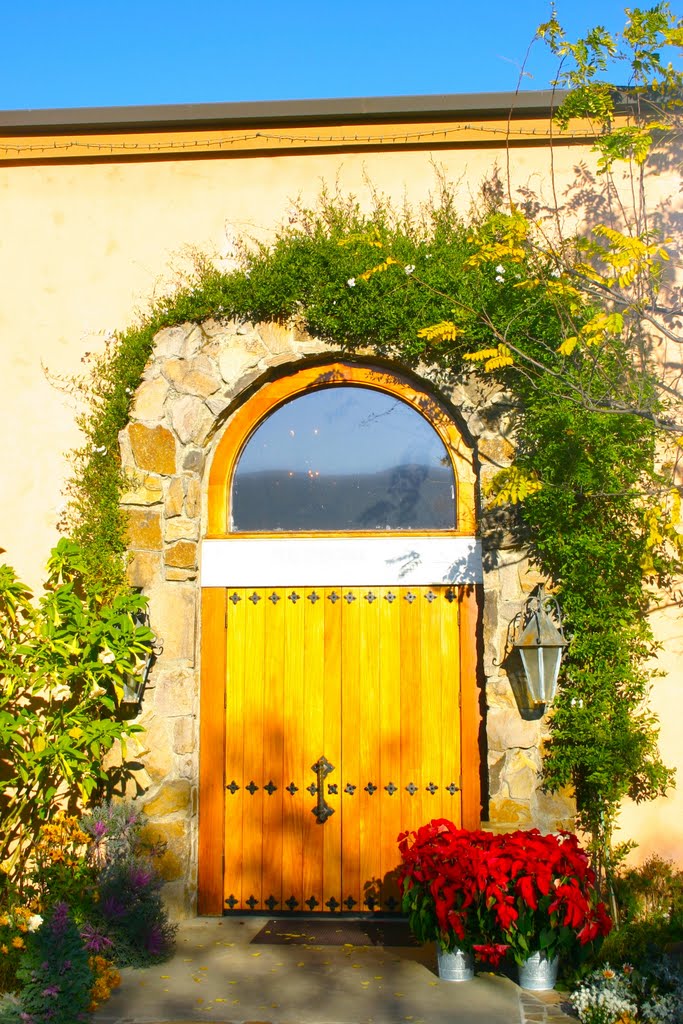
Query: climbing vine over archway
[{"left": 63, "top": 182, "right": 678, "bottom": 890}]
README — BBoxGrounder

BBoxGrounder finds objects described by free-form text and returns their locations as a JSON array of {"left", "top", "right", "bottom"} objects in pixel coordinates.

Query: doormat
[{"left": 251, "top": 918, "right": 419, "bottom": 946}]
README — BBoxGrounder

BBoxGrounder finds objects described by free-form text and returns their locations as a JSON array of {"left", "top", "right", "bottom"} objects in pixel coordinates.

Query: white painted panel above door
[{"left": 200, "top": 536, "right": 482, "bottom": 587}]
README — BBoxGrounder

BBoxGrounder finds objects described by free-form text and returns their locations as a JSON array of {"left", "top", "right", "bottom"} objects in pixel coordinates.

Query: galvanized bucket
[
  {"left": 435, "top": 944, "right": 475, "bottom": 982},
  {"left": 517, "top": 951, "right": 559, "bottom": 991}
]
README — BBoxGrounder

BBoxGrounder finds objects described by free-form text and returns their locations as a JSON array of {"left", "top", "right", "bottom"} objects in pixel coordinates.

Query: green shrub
[{"left": 13, "top": 902, "right": 93, "bottom": 1024}]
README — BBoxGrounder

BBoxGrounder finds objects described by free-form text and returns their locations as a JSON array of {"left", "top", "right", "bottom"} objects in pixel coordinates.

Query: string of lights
[{"left": 0, "top": 120, "right": 616, "bottom": 158}]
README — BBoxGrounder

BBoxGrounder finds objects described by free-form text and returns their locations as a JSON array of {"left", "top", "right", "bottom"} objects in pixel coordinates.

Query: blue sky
[{"left": 2, "top": 1, "right": 678, "bottom": 111}]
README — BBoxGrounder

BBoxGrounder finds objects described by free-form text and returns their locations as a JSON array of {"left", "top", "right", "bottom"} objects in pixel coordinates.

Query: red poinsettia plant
[{"left": 397, "top": 821, "right": 612, "bottom": 968}]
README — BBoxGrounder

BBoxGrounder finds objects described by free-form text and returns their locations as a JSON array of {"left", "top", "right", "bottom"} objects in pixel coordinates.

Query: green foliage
[
  {"left": 600, "top": 919, "right": 683, "bottom": 966},
  {"left": 14, "top": 902, "right": 93, "bottom": 1024},
  {"left": 64, "top": 324, "right": 160, "bottom": 592},
  {"left": 80, "top": 801, "right": 177, "bottom": 968},
  {"left": 515, "top": 387, "right": 675, "bottom": 813},
  {"left": 94, "top": 857, "right": 176, "bottom": 967},
  {"left": 614, "top": 855, "right": 683, "bottom": 925},
  {"left": 540, "top": 2, "right": 683, "bottom": 163},
  {"left": 0, "top": 541, "right": 153, "bottom": 880}
]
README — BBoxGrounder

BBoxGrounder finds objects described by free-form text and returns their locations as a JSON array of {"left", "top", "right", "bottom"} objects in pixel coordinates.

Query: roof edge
[{"left": 0, "top": 90, "right": 576, "bottom": 132}]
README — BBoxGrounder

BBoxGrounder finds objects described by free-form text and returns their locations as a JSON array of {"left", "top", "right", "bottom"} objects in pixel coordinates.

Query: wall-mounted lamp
[
  {"left": 121, "top": 610, "right": 162, "bottom": 709},
  {"left": 510, "top": 587, "right": 568, "bottom": 708}
]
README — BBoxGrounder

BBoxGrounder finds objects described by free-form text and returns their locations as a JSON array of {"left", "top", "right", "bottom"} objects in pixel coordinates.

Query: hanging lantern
[
  {"left": 121, "top": 610, "right": 160, "bottom": 709},
  {"left": 511, "top": 588, "right": 568, "bottom": 708}
]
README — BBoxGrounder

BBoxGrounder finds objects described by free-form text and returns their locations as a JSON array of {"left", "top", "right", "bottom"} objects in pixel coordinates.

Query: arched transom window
[{"left": 231, "top": 385, "right": 456, "bottom": 532}]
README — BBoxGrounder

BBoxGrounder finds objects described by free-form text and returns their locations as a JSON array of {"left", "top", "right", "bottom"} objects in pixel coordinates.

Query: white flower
[
  {"left": 495, "top": 264, "right": 505, "bottom": 274},
  {"left": 92, "top": 444, "right": 106, "bottom": 454},
  {"left": 551, "top": 267, "right": 561, "bottom": 278},
  {"left": 27, "top": 914, "right": 43, "bottom": 933},
  {"left": 495, "top": 275, "right": 505, "bottom": 284},
  {"left": 98, "top": 648, "right": 115, "bottom": 665},
  {"left": 50, "top": 683, "right": 72, "bottom": 702},
  {"left": 90, "top": 683, "right": 107, "bottom": 698},
  {"left": 347, "top": 278, "right": 356, "bottom": 288},
  {"left": 404, "top": 264, "right": 416, "bottom": 275}
]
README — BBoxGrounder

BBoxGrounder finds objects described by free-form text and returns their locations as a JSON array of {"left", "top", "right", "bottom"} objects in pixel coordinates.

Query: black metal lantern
[
  {"left": 121, "top": 610, "right": 161, "bottom": 708},
  {"left": 511, "top": 588, "right": 568, "bottom": 708}
]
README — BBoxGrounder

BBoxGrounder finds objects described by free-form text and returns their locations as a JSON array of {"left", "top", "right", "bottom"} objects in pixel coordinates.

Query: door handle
[{"left": 310, "top": 755, "right": 335, "bottom": 824}]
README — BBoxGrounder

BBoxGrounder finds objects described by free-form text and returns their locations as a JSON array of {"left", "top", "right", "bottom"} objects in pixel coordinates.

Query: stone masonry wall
[{"left": 120, "top": 319, "right": 574, "bottom": 918}]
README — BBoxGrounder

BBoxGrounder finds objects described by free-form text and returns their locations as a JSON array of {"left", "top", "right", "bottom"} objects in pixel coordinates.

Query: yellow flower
[
  {"left": 11, "top": 936, "right": 24, "bottom": 949},
  {"left": 0, "top": 913, "right": 9, "bottom": 927},
  {"left": 1, "top": 944, "right": 8, "bottom": 954}
]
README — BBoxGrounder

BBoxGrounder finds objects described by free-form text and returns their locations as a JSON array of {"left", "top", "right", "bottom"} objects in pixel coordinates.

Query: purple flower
[
  {"left": 92, "top": 820, "right": 108, "bottom": 839},
  {"left": 50, "top": 902, "right": 69, "bottom": 938},
  {"left": 81, "top": 922, "right": 113, "bottom": 952},
  {"left": 144, "top": 924, "right": 164, "bottom": 956},
  {"left": 101, "top": 896, "right": 125, "bottom": 919},
  {"left": 128, "top": 864, "right": 153, "bottom": 889},
  {"left": 41, "top": 985, "right": 59, "bottom": 997}
]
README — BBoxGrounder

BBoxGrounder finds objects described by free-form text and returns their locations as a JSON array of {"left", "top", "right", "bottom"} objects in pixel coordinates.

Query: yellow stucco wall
[{"left": 1, "top": 106, "right": 681, "bottom": 867}]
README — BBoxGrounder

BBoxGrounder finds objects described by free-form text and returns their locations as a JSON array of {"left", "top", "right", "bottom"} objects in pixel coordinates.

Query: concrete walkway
[{"left": 93, "top": 917, "right": 575, "bottom": 1024}]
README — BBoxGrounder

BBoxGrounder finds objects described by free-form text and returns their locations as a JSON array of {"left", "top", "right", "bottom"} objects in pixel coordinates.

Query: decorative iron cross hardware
[{"left": 310, "top": 755, "right": 335, "bottom": 824}]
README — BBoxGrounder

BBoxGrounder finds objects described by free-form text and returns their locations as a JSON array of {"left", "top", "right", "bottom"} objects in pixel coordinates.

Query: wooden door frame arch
[
  {"left": 207, "top": 360, "right": 477, "bottom": 536},
  {"left": 198, "top": 359, "right": 482, "bottom": 914}
]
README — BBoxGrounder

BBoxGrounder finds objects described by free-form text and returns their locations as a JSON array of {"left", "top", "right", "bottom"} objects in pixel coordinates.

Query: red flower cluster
[{"left": 398, "top": 821, "right": 612, "bottom": 965}]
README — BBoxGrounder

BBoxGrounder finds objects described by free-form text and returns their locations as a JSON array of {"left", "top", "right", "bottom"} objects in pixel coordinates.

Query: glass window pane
[{"left": 231, "top": 385, "right": 456, "bottom": 531}]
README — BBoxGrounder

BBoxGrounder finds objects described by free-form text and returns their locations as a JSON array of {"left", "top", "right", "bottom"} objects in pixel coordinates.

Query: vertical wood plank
[
  {"left": 302, "top": 588, "right": 326, "bottom": 910},
  {"left": 378, "top": 587, "right": 402, "bottom": 911},
  {"left": 399, "top": 587, "right": 422, "bottom": 835},
  {"left": 322, "top": 587, "right": 342, "bottom": 909},
  {"left": 440, "top": 587, "right": 462, "bottom": 825},
  {"left": 358, "top": 587, "right": 381, "bottom": 911},
  {"left": 460, "top": 585, "right": 482, "bottom": 829},
  {"left": 282, "top": 588, "right": 305, "bottom": 909},
  {"left": 420, "top": 586, "right": 443, "bottom": 822},
  {"left": 241, "top": 589, "right": 266, "bottom": 909},
  {"left": 198, "top": 588, "right": 226, "bottom": 915},
  {"left": 261, "top": 588, "right": 285, "bottom": 910},
  {"left": 223, "top": 590, "right": 247, "bottom": 909},
  {"left": 341, "top": 587, "right": 361, "bottom": 910}
]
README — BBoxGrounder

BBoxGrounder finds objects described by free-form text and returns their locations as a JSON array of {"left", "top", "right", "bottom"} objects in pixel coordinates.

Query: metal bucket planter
[
  {"left": 517, "top": 951, "right": 559, "bottom": 991},
  {"left": 435, "top": 944, "right": 475, "bottom": 982}
]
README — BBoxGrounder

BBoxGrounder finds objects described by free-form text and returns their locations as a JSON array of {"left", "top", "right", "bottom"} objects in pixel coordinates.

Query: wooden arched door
[{"left": 198, "top": 362, "right": 481, "bottom": 915}]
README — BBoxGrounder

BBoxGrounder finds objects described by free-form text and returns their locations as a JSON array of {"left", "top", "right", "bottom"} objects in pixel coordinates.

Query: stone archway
[{"left": 120, "top": 318, "right": 574, "bottom": 918}]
